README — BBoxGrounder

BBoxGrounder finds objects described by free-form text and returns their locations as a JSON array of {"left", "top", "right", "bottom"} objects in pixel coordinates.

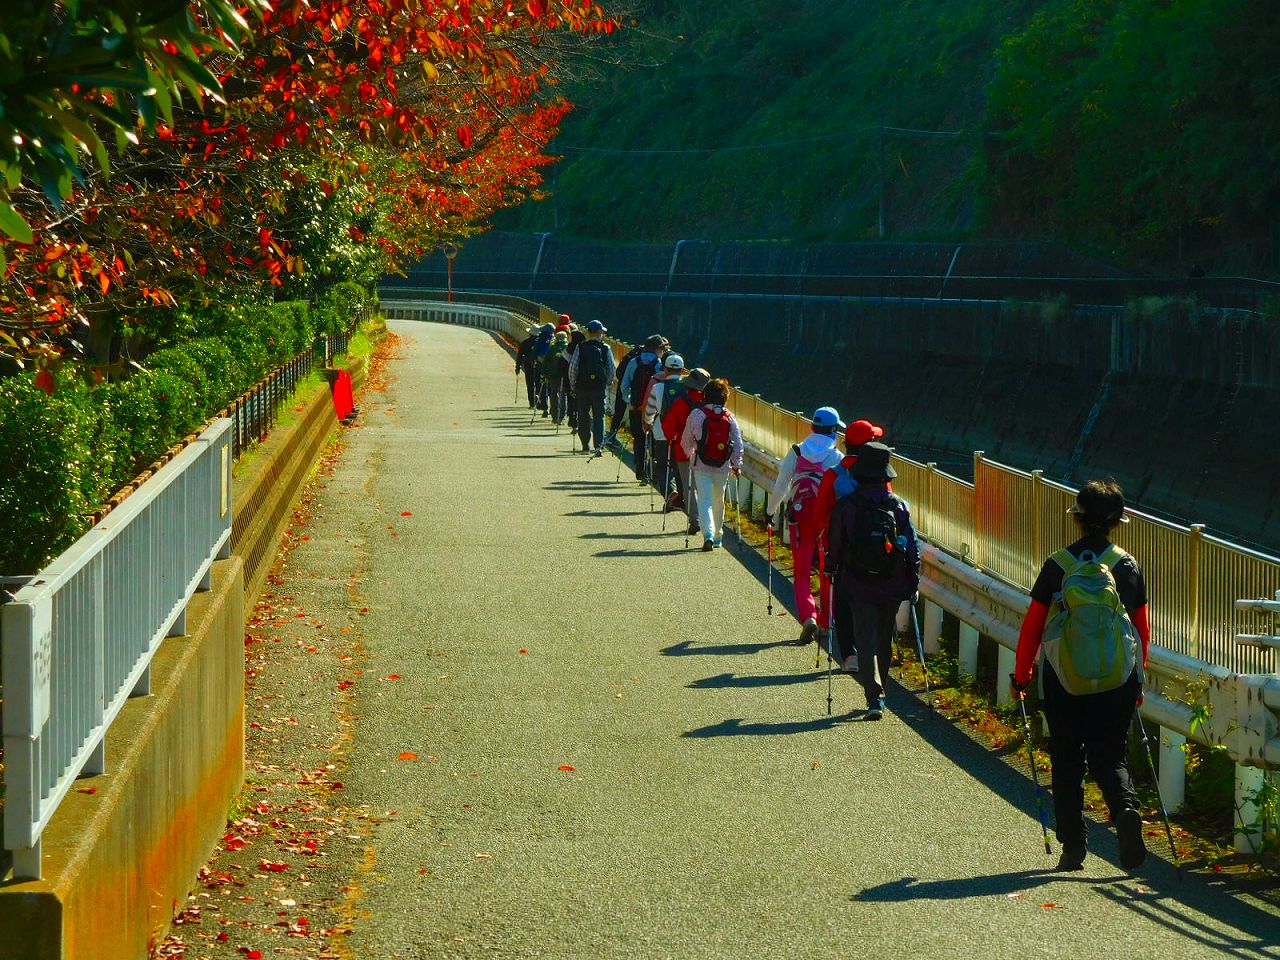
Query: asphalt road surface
[{"left": 322, "top": 320, "right": 1279, "bottom": 960}]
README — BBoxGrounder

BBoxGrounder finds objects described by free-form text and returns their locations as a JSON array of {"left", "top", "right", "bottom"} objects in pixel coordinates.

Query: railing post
[
  {"left": 926, "top": 463, "right": 937, "bottom": 541},
  {"left": 1159, "top": 727, "right": 1186, "bottom": 814},
  {"left": 1189, "top": 523, "right": 1204, "bottom": 659},
  {"left": 995, "top": 646, "right": 1016, "bottom": 706},
  {"left": 1030, "top": 469, "right": 1043, "bottom": 567},
  {"left": 973, "top": 451, "right": 984, "bottom": 568},
  {"left": 922, "top": 599, "right": 944, "bottom": 656},
  {"left": 1235, "top": 764, "right": 1266, "bottom": 854},
  {"left": 957, "top": 622, "right": 979, "bottom": 682}
]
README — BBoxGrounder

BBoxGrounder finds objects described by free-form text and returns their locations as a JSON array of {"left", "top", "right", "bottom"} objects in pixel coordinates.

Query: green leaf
[
  {"left": 48, "top": 107, "right": 111, "bottom": 178},
  {"left": 0, "top": 200, "right": 32, "bottom": 244},
  {"left": 144, "top": 61, "right": 175, "bottom": 125}
]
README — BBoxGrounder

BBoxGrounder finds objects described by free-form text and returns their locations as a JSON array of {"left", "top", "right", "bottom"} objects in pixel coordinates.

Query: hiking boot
[
  {"left": 687, "top": 519, "right": 700, "bottom": 535},
  {"left": 799, "top": 619, "right": 818, "bottom": 644},
  {"left": 842, "top": 654, "right": 859, "bottom": 674},
  {"left": 864, "top": 706, "right": 883, "bottom": 721},
  {"left": 1056, "top": 842, "right": 1086, "bottom": 872},
  {"left": 712, "top": 540, "right": 722, "bottom": 549},
  {"left": 701, "top": 539, "right": 715, "bottom": 552},
  {"left": 1116, "top": 808, "right": 1147, "bottom": 870}
]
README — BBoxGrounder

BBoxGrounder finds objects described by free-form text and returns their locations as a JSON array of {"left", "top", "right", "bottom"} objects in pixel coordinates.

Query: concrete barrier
[{"left": 0, "top": 557, "right": 245, "bottom": 960}]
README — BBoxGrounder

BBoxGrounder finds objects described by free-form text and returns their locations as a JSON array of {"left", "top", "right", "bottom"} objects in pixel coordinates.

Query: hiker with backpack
[
  {"left": 662, "top": 367, "right": 710, "bottom": 536},
  {"left": 680, "top": 378, "right": 743, "bottom": 551},
  {"left": 767, "top": 407, "right": 846, "bottom": 644},
  {"left": 542, "top": 329, "right": 570, "bottom": 425},
  {"left": 562, "top": 326, "right": 586, "bottom": 432},
  {"left": 643, "top": 353, "right": 687, "bottom": 504},
  {"left": 809, "top": 418, "right": 886, "bottom": 661},
  {"left": 1011, "top": 479, "right": 1151, "bottom": 873},
  {"left": 826, "top": 442, "right": 920, "bottom": 720},
  {"left": 621, "top": 334, "right": 669, "bottom": 483},
  {"left": 568, "top": 320, "right": 617, "bottom": 454},
  {"left": 515, "top": 327, "right": 540, "bottom": 408}
]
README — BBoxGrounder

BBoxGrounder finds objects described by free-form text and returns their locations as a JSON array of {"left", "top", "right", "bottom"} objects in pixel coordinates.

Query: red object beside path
[{"left": 331, "top": 369, "right": 354, "bottom": 420}]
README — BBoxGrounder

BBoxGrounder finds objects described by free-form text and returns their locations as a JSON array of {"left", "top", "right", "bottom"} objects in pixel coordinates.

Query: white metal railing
[{"left": 2, "top": 418, "right": 234, "bottom": 879}]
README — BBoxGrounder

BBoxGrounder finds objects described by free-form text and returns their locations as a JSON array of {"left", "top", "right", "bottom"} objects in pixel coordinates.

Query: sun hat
[
  {"left": 643, "top": 334, "right": 666, "bottom": 351},
  {"left": 663, "top": 353, "right": 685, "bottom": 372},
  {"left": 845, "top": 419, "right": 885, "bottom": 447},
  {"left": 685, "top": 368, "right": 711, "bottom": 390},
  {"left": 811, "top": 406, "right": 845, "bottom": 430},
  {"left": 585, "top": 319, "right": 607, "bottom": 333},
  {"left": 850, "top": 442, "right": 897, "bottom": 481}
]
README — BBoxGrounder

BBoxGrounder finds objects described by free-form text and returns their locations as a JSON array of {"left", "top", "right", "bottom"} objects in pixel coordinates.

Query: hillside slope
[{"left": 504, "top": 0, "right": 1044, "bottom": 243}]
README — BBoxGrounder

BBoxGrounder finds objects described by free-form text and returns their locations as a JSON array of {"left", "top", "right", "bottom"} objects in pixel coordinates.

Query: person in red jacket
[
  {"left": 661, "top": 367, "right": 709, "bottom": 536},
  {"left": 1011, "top": 479, "right": 1151, "bottom": 873}
]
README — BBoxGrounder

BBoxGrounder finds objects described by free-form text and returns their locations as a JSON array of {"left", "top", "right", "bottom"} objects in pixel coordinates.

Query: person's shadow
[{"left": 852, "top": 870, "right": 1122, "bottom": 902}]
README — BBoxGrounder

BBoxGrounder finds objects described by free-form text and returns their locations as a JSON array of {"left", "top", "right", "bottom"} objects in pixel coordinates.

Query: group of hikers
[{"left": 514, "top": 317, "right": 1155, "bottom": 873}]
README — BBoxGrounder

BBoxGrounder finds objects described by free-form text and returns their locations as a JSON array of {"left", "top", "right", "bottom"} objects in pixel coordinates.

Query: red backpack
[
  {"left": 696, "top": 406, "right": 734, "bottom": 467},
  {"left": 786, "top": 445, "right": 825, "bottom": 524}
]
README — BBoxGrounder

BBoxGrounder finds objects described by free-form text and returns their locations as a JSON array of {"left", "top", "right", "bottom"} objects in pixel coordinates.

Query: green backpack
[{"left": 1041, "top": 544, "right": 1140, "bottom": 695}]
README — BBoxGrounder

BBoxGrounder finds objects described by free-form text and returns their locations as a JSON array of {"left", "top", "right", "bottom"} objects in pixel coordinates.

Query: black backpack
[
  {"left": 577, "top": 339, "right": 610, "bottom": 395},
  {"left": 834, "top": 491, "right": 909, "bottom": 580},
  {"left": 630, "top": 357, "right": 659, "bottom": 407}
]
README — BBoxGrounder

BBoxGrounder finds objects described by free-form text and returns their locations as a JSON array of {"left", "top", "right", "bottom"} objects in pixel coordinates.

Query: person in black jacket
[
  {"left": 515, "top": 328, "right": 539, "bottom": 409},
  {"left": 826, "top": 443, "right": 921, "bottom": 721}
]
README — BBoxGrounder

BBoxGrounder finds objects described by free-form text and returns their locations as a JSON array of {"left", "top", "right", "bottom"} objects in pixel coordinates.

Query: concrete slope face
[{"left": 332, "top": 320, "right": 1278, "bottom": 960}]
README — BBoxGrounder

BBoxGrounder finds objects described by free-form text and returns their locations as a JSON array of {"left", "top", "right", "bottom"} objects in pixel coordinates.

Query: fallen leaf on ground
[
  {"left": 474, "top": 852, "right": 494, "bottom": 860},
  {"left": 519, "top": 649, "right": 528, "bottom": 654},
  {"left": 398, "top": 752, "right": 418, "bottom": 761},
  {"left": 401, "top": 511, "right": 413, "bottom": 516},
  {"left": 76, "top": 787, "right": 97, "bottom": 794},
  {"left": 558, "top": 765, "right": 576, "bottom": 772},
  {"left": 1040, "top": 903, "right": 1060, "bottom": 909}
]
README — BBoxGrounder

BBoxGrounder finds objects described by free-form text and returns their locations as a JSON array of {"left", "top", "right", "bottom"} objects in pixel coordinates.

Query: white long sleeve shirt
[
  {"left": 681, "top": 404, "right": 744, "bottom": 474},
  {"left": 767, "top": 433, "right": 843, "bottom": 516}
]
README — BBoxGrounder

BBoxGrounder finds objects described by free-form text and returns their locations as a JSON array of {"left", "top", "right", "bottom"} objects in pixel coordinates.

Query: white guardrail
[
  {"left": 385, "top": 295, "right": 1280, "bottom": 853},
  {"left": 2, "top": 418, "right": 234, "bottom": 879}
]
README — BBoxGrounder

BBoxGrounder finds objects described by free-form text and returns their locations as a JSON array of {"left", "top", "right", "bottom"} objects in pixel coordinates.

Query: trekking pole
[
  {"left": 766, "top": 522, "right": 774, "bottom": 616},
  {"left": 662, "top": 449, "right": 673, "bottom": 532},
  {"left": 825, "top": 573, "right": 835, "bottom": 715},
  {"left": 1133, "top": 709, "right": 1181, "bottom": 877},
  {"left": 529, "top": 383, "right": 542, "bottom": 426},
  {"left": 515, "top": 369, "right": 520, "bottom": 404},
  {"left": 1012, "top": 681, "right": 1053, "bottom": 856},
  {"left": 910, "top": 601, "right": 933, "bottom": 709},
  {"left": 734, "top": 473, "right": 742, "bottom": 540},
  {"left": 647, "top": 434, "right": 655, "bottom": 512}
]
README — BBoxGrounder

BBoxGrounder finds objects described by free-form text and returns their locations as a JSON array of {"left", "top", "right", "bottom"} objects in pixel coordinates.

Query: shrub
[{"left": 0, "top": 375, "right": 110, "bottom": 575}]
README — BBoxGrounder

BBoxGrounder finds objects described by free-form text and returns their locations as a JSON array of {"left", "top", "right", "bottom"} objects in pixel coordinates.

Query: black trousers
[
  {"left": 1042, "top": 666, "right": 1141, "bottom": 847},
  {"left": 628, "top": 409, "right": 647, "bottom": 480},
  {"left": 652, "top": 439, "right": 674, "bottom": 494},
  {"left": 847, "top": 595, "right": 897, "bottom": 709},
  {"left": 523, "top": 366, "right": 540, "bottom": 408},
  {"left": 610, "top": 390, "right": 627, "bottom": 433},
  {"left": 576, "top": 391, "right": 606, "bottom": 451}
]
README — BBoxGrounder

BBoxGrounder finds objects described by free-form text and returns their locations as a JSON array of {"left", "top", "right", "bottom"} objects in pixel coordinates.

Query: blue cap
[
  {"left": 586, "top": 320, "right": 607, "bottom": 333},
  {"left": 812, "top": 406, "right": 844, "bottom": 430}
]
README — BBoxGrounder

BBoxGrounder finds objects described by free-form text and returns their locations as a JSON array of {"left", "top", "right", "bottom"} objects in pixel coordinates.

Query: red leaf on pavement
[
  {"left": 398, "top": 752, "right": 418, "bottom": 760},
  {"left": 258, "top": 859, "right": 289, "bottom": 872},
  {"left": 217, "top": 931, "right": 228, "bottom": 941},
  {"left": 76, "top": 787, "right": 97, "bottom": 794},
  {"left": 401, "top": 511, "right": 413, "bottom": 516},
  {"left": 1040, "top": 903, "right": 1059, "bottom": 909},
  {"left": 558, "top": 765, "right": 575, "bottom": 771},
  {"left": 383, "top": 674, "right": 401, "bottom": 680},
  {"left": 518, "top": 649, "right": 528, "bottom": 654}
]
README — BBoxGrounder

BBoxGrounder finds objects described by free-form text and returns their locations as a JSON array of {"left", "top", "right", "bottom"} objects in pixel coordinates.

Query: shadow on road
[
  {"left": 496, "top": 453, "right": 573, "bottom": 460},
  {"left": 594, "top": 547, "right": 690, "bottom": 558},
  {"left": 661, "top": 639, "right": 797, "bottom": 657},
  {"left": 851, "top": 870, "right": 1119, "bottom": 902},
  {"left": 680, "top": 714, "right": 859, "bottom": 737},
  {"left": 687, "top": 671, "right": 825, "bottom": 689},
  {"left": 563, "top": 510, "right": 638, "bottom": 518},
  {"left": 580, "top": 531, "right": 672, "bottom": 541}
]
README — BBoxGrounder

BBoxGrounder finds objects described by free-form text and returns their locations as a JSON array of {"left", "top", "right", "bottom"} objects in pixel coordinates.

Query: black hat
[
  {"left": 851, "top": 442, "right": 897, "bottom": 481},
  {"left": 1067, "top": 481, "right": 1129, "bottom": 525},
  {"left": 643, "top": 334, "right": 666, "bottom": 351}
]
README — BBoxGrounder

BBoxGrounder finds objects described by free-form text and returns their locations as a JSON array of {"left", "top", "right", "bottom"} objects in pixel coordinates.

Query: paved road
[{"left": 324, "top": 320, "right": 1278, "bottom": 960}]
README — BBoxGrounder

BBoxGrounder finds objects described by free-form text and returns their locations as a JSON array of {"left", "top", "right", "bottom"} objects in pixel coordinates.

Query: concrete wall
[
  {"left": 0, "top": 337, "right": 382, "bottom": 958},
  {"left": 0, "top": 558, "right": 245, "bottom": 960}
]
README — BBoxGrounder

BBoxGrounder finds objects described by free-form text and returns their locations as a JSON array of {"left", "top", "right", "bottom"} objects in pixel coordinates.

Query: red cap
[{"left": 845, "top": 419, "right": 885, "bottom": 446}]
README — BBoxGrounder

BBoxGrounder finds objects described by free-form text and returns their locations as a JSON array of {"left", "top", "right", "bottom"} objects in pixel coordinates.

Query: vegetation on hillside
[{"left": 506, "top": 0, "right": 1280, "bottom": 275}]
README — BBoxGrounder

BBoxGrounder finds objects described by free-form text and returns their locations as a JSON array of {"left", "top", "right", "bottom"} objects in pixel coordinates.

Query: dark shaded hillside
[
  {"left": 504, "top": 0, "right": 1280, "bottom": 277},
  {"left": 504, "top": 0, "right": 1045, "bottom": 243}
]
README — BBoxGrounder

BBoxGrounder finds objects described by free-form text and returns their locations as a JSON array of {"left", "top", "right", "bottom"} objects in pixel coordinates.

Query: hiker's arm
[
  {"left": 1013, "top": 599, "right": 1050, "bottom": 687},
  {"left": 767, "top": 450, "right": 796, "bottom": 515},
  {"left": 1131, "top": 603, "right": 1151, "bottom": 668},
  {"left": 729, "top": 417, "right": 744, "bottom": 472}
]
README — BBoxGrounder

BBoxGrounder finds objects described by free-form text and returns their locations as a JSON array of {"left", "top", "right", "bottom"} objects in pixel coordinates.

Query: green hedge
[{"left": 0, "top": 290, "right": 374, "bottom": 575}]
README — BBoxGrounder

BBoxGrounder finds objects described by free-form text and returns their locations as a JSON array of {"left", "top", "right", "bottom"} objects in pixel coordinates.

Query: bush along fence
[
  {"left": 0, "top": 306, "right": 373, "bottom": 881},
  {"left": 380, "top": 289, "right": 1280, "bottom": 858}
]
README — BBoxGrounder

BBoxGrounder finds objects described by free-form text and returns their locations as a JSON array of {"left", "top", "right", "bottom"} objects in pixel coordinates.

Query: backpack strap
[
  {"left": 1097, "top": 543, "right": 1127, "bottom": 569},
  {"left": 1049, "top": 547, "right": 1077, "bottom": 572}
]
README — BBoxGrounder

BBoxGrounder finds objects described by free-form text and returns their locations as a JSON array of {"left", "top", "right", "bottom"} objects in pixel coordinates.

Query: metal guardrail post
[
  {"left": 1030, "top": 468, "right": 1043, "bottom": 566},
  {"left": 1160, "top": 728, "right": 1187, "bottom": 814},
  {"left": 972, "top": 451, "right": 984, "bottom": 569},
  {"left": 1189, "top": 523, "right": 1204, "bottom": 660}
]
